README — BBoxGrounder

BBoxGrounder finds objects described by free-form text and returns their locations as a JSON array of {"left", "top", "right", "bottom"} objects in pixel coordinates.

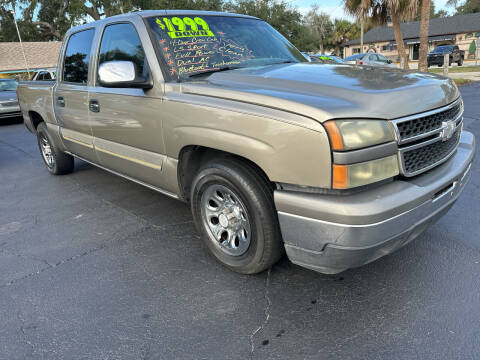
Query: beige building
[
  {"left": 344, "top": 12, "right": 480, "bottom": 61},
  {"left": 0, "top": 41, "right": 62, "bottom": 75}
]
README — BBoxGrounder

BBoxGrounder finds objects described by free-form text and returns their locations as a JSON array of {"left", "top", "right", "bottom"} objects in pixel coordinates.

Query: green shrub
[{"left": 469, "top": 40, "right": 476, "bottom": 55}]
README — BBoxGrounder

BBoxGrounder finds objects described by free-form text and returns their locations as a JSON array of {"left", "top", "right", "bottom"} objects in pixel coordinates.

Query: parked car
[
  {"left": 427, "top": 45, "right": 464, "bottom": 67},
  {"left": 311, "top": 54, "right": 344, "bottom": 64},
  {"left": 30, "top": 68, "right": 57, "bottom": 81},
  {"left": 0, "top": 78, "right": 21, "bottom": 120},
  {"left": 344, "top": 53, "right": 396, "bottom": 67},
  {"left": 18, "top": 11, "right": 475, "bottom": 275}
]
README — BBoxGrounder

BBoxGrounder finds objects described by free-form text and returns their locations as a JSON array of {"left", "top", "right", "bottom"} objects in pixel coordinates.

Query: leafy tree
[
  {"left": 225, "top": 0, "right": 306, "bottom": 48},
  {"left": 327, "top": 19, "right": 361, "bottom": 56},
  {"left": 304, "top": 6, "right": 333, "bottom": 54},
  {"left": 447, "top": 0, "right": 480, "bottom": 14}
]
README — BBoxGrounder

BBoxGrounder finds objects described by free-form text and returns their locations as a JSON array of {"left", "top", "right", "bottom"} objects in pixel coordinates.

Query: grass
[
  {"left": 453, "top": 78, "right": 474, "bottom": 86},
  {"left": 429, "top": 65, "right": 480, "bottom": 73}
]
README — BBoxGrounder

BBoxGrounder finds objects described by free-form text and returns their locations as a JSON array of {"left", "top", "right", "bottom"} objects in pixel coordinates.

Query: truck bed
[{"left": 17, "top": 80, "right": 56, "bottom": 132}]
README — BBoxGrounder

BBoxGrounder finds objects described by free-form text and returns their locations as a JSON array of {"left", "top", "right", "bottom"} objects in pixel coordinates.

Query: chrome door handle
[
  {"left": 89, "top": 100, "right": 100, "bottom": 113},
  {"left": 57, "top": 96, "right": 65, "bottom": 107}
]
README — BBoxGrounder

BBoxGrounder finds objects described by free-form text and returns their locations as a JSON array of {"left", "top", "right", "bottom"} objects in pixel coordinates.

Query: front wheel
[
  {"left": 458, "top": 58, "right": 463, "bottom": 66},
  {"left": 37, "top": 122, "right": 74, "bottom": 175},
  {"left": 190, "top": 158, "right": 283, "bottom": 274}
]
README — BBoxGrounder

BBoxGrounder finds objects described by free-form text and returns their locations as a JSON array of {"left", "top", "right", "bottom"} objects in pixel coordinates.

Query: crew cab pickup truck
[
  {"left": 427, "top": 45, "right": 465, "bottom": 67},
  {"left": 18, "top": 10, "right": 475, "bottom": 275}
]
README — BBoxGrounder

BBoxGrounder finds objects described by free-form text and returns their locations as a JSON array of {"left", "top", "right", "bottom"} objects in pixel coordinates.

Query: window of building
[
  {"left": 63, "top": 29, "right": 95, "bottom": 84},
  {"left": 353, "top": 48, "right": 360, "bottom": 54},
  {"left": 98, "top": 23, "right": 147, "bottom": 81}
]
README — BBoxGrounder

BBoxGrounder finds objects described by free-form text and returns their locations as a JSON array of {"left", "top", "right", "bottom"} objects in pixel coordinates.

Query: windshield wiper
[{"left": 187, "top": 66, "right": 241, "bottom": 78}]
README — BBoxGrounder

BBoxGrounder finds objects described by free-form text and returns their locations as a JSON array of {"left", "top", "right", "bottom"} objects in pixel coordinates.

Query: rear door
[
  {"left": 88, "top": 21, "right": 167, "bottom": 188},
  {"left": 54, "top": 28, "right": 96, "bottom": 160}
]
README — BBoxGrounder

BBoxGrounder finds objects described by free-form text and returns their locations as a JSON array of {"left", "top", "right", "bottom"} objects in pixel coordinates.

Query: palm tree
[
  {"left": 328, "top": 19, "right": 361, "bottom": 57},
  {"left": 418, "top": 0, "right": 431, "bottom": 72},
  {"left": 344, "top": 0, "right": 418, "bottom": 69}
]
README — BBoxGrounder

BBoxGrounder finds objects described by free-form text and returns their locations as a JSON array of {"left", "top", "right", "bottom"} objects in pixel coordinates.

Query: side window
[
  {"left": 369, "top": 54, "right": 377, "bottom": 61},
  {"left": 98, "top": 23, "right": 147, "bottom": 80},
  {"left": 63, "top": 29, "right": 95, "bottom": 84},
  {"left": 377, "top": 54, "right": 388, "bottom": 62}
]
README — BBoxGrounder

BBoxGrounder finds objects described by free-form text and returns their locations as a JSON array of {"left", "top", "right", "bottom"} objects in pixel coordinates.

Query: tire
[
  {"left": 458, "top": 58, "right": 463, "bottom": 66},
  {"left": 37, "top": 122, "right": 74, "bottom": 175},
  {"left": 190, "top": 158, "right": 283, "bottom": 274}
]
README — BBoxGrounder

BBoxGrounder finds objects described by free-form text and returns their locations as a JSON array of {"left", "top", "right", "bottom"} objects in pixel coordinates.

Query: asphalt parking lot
[{"left": 1, "top": 82, "right": 480, "bottom": 360}]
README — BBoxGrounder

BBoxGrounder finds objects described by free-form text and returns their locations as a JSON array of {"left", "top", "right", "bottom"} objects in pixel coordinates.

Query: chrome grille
[
  {"left": 402, "top": 128, "right": 461, "bottom": 174},
  {"left": 392, "top": 98, "right": 463, "bottom": 177},
  {"left": 396, "top": 102, "right": 462, "bottom": 142}
]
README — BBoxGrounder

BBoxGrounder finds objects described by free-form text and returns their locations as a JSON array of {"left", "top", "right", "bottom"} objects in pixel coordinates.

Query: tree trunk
[
  {"left": 418, "top": 0, "right": 431, "bottom": 72},
  {"left": 391, "top": 11, "right": 409, "bottom": 70}
]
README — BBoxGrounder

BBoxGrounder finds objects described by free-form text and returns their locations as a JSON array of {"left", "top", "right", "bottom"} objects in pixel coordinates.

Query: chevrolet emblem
[{"left": 440, "top": 120, "right": 456, "bottom": 141}]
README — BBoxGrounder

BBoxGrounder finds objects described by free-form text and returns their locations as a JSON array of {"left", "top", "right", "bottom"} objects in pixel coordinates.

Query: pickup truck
[
  {"left": 427, "top": 45, "right": 465, "bottom": 67},
  {"left": 18, "top": 10, "right": 475, "bottom": 275}
]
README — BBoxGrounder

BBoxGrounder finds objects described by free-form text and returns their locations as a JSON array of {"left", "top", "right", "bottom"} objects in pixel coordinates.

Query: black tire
[
  {"left": 190, "top": 158, "right": 283, "bottom": 274},
  {"left": 458, "top": 58, "right": 463, "bottom": 66},
  {"left": 37, "top": 122, "right": 74, "bottom": 175}
]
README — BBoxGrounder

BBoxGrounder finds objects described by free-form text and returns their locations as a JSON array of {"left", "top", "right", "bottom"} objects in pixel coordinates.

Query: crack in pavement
[
  {"left": 0, "top": 138, "right": 36, "bottom": 159},
  {"left": 17, "top": 310, "right": 35, "bottom": 357},
  {"left": 249, "top": 268, "right": 272, "bottom": 356},
  {"left": 0, "top": 244, "right": 107, "bottom": 289}
]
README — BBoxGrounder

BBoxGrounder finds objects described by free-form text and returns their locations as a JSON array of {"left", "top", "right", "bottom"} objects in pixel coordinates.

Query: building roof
[
  {"left": 346, "top": 12, "right": 480, "bottom": 46},
  {"left": 0, "top": 42, "right": 62, "bottom": 72}
]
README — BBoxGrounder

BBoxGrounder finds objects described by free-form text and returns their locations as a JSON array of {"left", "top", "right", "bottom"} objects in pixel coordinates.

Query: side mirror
[
  {"left": 387, "top": 59, "right": 393, "bottom": 64},
  {"left": 98, "top": 61, "right": 153, "bottom": 89}
]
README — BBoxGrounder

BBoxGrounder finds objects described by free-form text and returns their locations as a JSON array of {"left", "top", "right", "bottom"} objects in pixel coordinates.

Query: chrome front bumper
[{"left": 275, "top": 131, "right": 476, "bottom": 274}]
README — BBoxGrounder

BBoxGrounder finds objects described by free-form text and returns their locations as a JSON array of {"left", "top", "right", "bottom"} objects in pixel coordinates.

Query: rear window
[{"left": 63, "top": 29, "right": 95, "bottom": 84}]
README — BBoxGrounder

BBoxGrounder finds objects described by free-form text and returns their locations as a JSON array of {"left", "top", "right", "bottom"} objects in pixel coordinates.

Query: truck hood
[{"left": 181, "top": 63, "right": 459, "bottom": 121}]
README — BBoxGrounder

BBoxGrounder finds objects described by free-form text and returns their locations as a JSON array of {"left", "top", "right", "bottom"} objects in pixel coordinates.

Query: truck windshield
[{"left": 146, "top": 15, "right": 306, "bottom": 81}]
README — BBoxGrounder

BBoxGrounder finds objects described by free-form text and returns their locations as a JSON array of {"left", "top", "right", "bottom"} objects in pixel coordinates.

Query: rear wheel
[
  {"left": 458, "top": 58, "right": 463, "bottom": 66},
  {"left": 190, "top": 158, "right": 283, "bottom": 274},
  {"left": 37, "top": 122, "right": 74, "bottom": 175}
]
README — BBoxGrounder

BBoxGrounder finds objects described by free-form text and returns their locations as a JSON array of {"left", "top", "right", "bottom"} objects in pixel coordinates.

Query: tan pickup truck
[{"left": 18, "top": 10, "right": 475, "bottom": 275}]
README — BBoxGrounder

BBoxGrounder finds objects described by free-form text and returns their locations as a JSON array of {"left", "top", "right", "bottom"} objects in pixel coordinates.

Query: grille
[
  {"left": 401, "top": 128, "right": 460, "bottom": 175},
  {"left": 396, "top": 102, "right": 462, "bottom": 142},
  {"left": 1, "top": 101, "right": 18, "bottom": 107}
]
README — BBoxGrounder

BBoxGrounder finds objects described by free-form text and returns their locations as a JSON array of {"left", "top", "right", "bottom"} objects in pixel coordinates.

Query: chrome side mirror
[{"left": 98, "top": 61, "right": 152, "bottom": 89}]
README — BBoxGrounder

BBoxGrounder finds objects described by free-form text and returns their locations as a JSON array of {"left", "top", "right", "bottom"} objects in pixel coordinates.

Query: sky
[
  {"left": 11, "top": 0, "right": 457, "bottom": 21},
  {"left": 292, "top": 0, "right": 454, "bottom": 19}
]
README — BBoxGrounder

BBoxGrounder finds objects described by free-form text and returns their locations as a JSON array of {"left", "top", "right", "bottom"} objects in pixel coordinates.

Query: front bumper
[{"left": 275, "top": 131, "right": 476, "bottom": 274}]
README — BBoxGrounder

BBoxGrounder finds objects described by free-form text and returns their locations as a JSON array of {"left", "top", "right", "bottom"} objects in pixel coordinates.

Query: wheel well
[
  {"left": 29, "top": 111, "right": 44, "bottom": 131},
  {"left": 177, "top": 146, "right": 273, "bottom": 202}
]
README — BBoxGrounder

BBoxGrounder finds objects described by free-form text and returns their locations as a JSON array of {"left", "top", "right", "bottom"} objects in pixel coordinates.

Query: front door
[
  {"left": 54, "top": 28, "right": 96, "bottom": 160},
  {"left": 88, "top": 22, "right": 166, "bottom": 188},
  {"left": 412, "top": 43, "right": 420, "bottom": 61}
]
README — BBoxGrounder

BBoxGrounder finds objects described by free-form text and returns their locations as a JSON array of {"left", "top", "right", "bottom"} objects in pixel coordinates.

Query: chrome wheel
[
  {"left": 200, "top": 184, "right": 251, "bottom": 256},
  {"left": 40, "top": 134, "right": 55, "bottom": 168}
]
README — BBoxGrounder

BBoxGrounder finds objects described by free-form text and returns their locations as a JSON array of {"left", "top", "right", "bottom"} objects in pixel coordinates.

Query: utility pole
[
  {"left": 360, "top": 19, "right": 364, "bottom": 53},
  {"left": 10, "top": 8, "right": 31, "bottom": 77}
]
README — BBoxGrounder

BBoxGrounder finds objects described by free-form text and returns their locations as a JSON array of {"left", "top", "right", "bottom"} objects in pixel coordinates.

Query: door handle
[
  {"left": 89, "top": 99, "right": 100, "bottom": 113},
  {"left": 57, "top": 96, "right": 65, "bottom": 107}
]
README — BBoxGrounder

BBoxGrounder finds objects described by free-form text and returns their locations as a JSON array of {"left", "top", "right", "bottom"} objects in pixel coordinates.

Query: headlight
[
  {"left": 324, "top": 119, "right": 395, "bottom": 151},
  {"left": 332, "top": 155, "right": 399, "bottom": 189}
]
